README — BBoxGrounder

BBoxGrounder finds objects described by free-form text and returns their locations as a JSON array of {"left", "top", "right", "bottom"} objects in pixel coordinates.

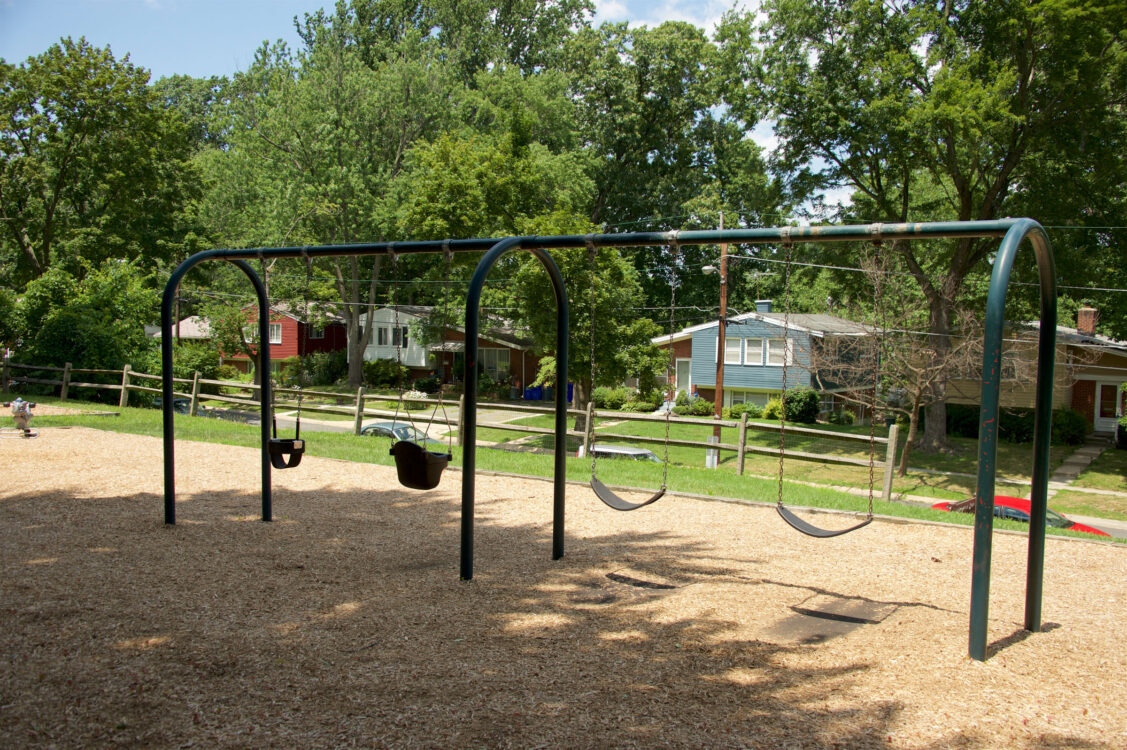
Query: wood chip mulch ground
[{"left": 2, "top": 428, "right": 1125, "bottom": 748}]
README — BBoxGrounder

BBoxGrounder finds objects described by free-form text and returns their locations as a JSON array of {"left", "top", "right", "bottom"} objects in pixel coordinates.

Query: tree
[
  {"left": 0, "top": 38, "right": 202, "bottom": 287},
  {"left": 719, "top": 0, "right": 1127, "bottom": 453},
  {"left": 14, "top": 259, "right": 159, "bottom": 372},
  {"left": 151, "top": 73, "right": 229, "bottom": 151}
]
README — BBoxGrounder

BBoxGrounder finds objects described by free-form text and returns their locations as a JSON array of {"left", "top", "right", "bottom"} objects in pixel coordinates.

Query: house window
[
  {"left": 767, "top": 338, "right": 791, "bottom": 366},
  {"left": 724, "top": 337, "right": 742, "bottom": 365},
  {"left": 746, "top": 338, "right": 763, "bottom": 366},
  {"left": 308, "top": 326, "right": 325, "bottom": 340},
  {"left": 480, "top": 348, "right": 510, "bottom": 377},
  {"left": 268, "top": 323, "right": 282, "bottom": 344},
  {"left": 377, "top": 327, "right": 388, "bottom": 346},
  {"left": 392, "top": 326, "right": 409, "bottom": 347}
]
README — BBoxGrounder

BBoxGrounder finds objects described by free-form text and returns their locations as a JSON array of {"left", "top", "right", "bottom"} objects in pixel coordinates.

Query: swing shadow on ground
[{"left": 0, "top": 479, "right": 1081, "bottom": 748}]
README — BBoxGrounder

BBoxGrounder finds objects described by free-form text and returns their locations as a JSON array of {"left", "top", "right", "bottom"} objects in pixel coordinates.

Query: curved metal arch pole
[
  {"left": 968, "top": 219, "right": 1056, "bottom": 661},
  {"left": 161, "top": 258, "right": 273, "bottom": 524},
  {"left": 461, "top": 237, "right": 569, "bottom": 580}
]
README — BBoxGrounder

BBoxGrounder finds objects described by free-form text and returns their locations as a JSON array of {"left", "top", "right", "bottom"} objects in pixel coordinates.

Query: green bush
[
  {"left": 673, "top": 405, "right": 692, "bottom": 416},
  {"left": 413, "top": 376, "right": 440, "bottom": 394},
  {"left": 1051, "top": 409, "right": 1087, "bottom": 446},
  {"left": 763, "top": 398, "right": 782, "bottom": 420},
  {"left": 363, "top": 359, "right": 408, "bottom": 387},
  {"left": 621, "top": 401, "right": 657, "bottom": 413},
  {"left": 828, "top": 410, "right": 855, "bottom": 425},
  {"left": 783, "top": 387, "right": 820, "bottom": 424},
  {"left": 592, "top": 386, "right": 635, "bottom": 410},
  {"left": 675, "top": 390, "right": 691, "bottom": 407},
  {"left": 305, "top": 350, "right": 348, "bottom": 386},
  {"left": 690, "top": 397, "right": 714, "bottom": 416},
  {"left": 946, "top": 403, "right": 979, "bottom": 439}
]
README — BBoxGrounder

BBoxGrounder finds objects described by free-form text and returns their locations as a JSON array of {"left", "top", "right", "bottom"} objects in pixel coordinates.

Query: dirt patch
[{"left": 1, "top": 428, "right": 1125, "bottom": 748}]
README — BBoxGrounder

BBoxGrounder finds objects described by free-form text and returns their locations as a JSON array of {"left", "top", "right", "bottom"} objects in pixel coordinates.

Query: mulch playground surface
[{"left": 1, "top": 426, "right": 1125, "bottom": 748}]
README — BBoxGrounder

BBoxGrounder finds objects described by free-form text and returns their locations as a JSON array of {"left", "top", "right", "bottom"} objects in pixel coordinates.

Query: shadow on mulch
[{"left": 1, "top": 483, "right": 937, "bottom": 748}]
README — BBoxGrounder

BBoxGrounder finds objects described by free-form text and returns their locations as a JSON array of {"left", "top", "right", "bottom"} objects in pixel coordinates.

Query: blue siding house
[{"left": 654, "top": 301, "right": 870, "bottom": 409}]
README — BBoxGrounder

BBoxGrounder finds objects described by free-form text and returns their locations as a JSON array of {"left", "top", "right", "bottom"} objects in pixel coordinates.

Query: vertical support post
[
  {"left": 583, "top": 401, "right": 594, "bottom": 457},
  {"left": 969, "top": 220, "right": 1055, "bottom": 661},
  {"left": 190, "top": 372, "right": 201, "bottom": 416},
  {"left": 737, "top": 412, "right": 748, "bottom": 476},
  {"left": 353, "top": 386, "right": 366, "bottom": 435},
  {"left": 118, "top": 364, "right": 131, "bottom": 408},
  {"left": 60, "top": 362, "right": 72, "bottom": 401},
  {"left": 882, "top": 423, "right": 899, "bottom": 503},
  {"left": 1, "top": 356, "right": 9, "bottom": 392},
  {"left": 462, "top": 237, "right": 568, "bottom": 580}
]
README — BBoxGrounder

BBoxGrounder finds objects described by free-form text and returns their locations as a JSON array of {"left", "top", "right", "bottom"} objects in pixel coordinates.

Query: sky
[{"left": 0, "top": 0, "right": 738, "bottom": 80}]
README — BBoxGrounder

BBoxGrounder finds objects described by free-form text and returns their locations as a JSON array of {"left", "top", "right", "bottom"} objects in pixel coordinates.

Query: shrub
[
  {"left": 783, "top": 387, "right": 820, "bottom": 424},
  {"left": 622, "top": 401, "right": 657, "bottom": 413},
  {"left": 1051, "top": 409, "right": 1087, "bottom": 446},
  {"left": 675, "top": 390, "right": 691, "bottom": 407},
  {"left": 673, "top": 405, "right": 692, "bottom": 416},
  {"left": 305, "top": 350, "right": 348, "bottom": 386},
  {"left": 402, "top": 389, "right": 429, "bottom": 411},
  {"left": 413, "top": 376, "right": 440, "bottom": 394},
  {"left": 363, "top": 359, "right": 408, "bottom": 387},
  {"left": 690, "top": 397, "right": 714, "bottom": 416},
  {"left": 945, "top": 403, "right": 979, "bottom": 439},
  {"left": 591, "top": 386, "right": 634, "bottom": 410},
  {"left": 763, "top": 398, "right": 783, "bottom": 420},
  {"left": 828, "top": 410, "right": 855, "bottom": 425}
]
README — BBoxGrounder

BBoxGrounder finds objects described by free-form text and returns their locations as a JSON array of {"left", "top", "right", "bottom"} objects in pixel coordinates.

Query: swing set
[{"left": 159, "top": 219, "right": 1057, "bottom": 661}]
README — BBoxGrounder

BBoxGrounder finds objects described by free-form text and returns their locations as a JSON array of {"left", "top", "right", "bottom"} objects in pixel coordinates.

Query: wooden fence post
[
  {"left": 119, "top": 364, "right": 132, "bottom": 408},
  {"left": 457, "top": 394, "right": 465, "bottom": 446},
  {"left": 60, "top": 362, "right": 72, "bottom": 400},
  {"left": 190, "top": 371, "right": 202, "bottom": 416},
  {"left": 353, "top": 386, "right": 366, "bottom": 435},
  {"left": 583, "top": 401, "right": 595, "bottom": 458},
  {"left": 882, "top": 423, "right": 899, "bottom": 503},
  {"left": 1, "top": 356, "right": 9, "bottom": 391},
  {"left": 737, "top": 412, "right": 748, "bottom": 476}
]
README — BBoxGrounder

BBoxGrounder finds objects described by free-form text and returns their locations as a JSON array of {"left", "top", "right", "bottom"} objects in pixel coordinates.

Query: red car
[{"left": 931, "top": 496, "right": 1110, "bottom": 537}]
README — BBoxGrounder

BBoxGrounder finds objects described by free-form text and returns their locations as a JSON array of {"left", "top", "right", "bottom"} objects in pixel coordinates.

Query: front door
[
  {"left": 675, "top": 359, "right": 691, "bottom": 396},
  {"left": 1095, "top": 382, "right": 1120, "bottom": 433}
]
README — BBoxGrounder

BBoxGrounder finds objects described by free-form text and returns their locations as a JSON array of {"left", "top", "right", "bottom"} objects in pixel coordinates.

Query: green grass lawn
[{"left": 16, "top": 392, "right": 1120, "bottom": 541}]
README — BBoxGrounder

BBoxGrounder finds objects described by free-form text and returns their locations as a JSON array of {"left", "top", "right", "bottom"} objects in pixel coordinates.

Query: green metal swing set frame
[{"left": 160, "top": 218, "right": 1056, "bottom": 662}]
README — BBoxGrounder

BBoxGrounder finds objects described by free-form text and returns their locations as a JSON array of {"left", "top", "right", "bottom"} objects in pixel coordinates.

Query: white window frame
[
  {"left": 745, "top": 338, "right": 764, "bottom": 366},
  {"left": 480, "top": 348, "right": 511, "bottom": 377},
  {"left": 724, "top": 337, "right": 743, "bottom": 365},
  {"left": 268, "top": 323, "right": 282, "bottom": 344},
  {"left": 377, "top": 327, "right": 389, "bottom": 346},
  {"left": 766, "top": 338, "right": 792, "bottom": 367}
]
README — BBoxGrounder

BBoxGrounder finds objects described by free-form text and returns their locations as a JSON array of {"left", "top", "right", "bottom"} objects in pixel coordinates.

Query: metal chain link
[
  {"left": 661, "top": 241, "right": 679, "bottom": 491},
  {"left": 777, "top": 235, "right": 793, "bottom": 508},
  {"left": 587, "top": 241, "right": 599, "bottom": 481},
  {"left": 391, "top": 252, "right": 404, "bottom": 427}
]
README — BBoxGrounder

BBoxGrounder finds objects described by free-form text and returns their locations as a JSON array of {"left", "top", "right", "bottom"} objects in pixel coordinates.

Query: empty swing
[
  {"left": 265, "top": 253, "right": 309, "bottom": 470},
  {"left": 387, "top": 251, "right": 453, "bottom": 490},
  {"left": 773, "top": 234, "right": 882, "bottom": 537},
  {"left": 586, "top": 241, "right": 676, "bottom": 511}
]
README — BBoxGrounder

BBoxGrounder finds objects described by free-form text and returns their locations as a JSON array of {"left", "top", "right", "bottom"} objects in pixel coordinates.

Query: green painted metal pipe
[
  {"left": 161, "top": 258, "right": 273, "bottom": 524},
  {"left": 461, "top": 238, "right": 570, "bottom": 580},
  {"left": 968, "top": 219, "right": 1056, "bottom": 661}
]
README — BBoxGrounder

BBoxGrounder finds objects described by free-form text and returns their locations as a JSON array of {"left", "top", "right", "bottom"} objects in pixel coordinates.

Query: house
[
  {"left": 361, "top": 306, "right": 541, "bottom": 389},
  {"left": 947, "top": 306, "right": 1127, "bottom": 434},
  {"left": 224, "top": 303, "right": 348, "bottom": 375},
  {"left": 653, "top": 300, "right": 871, "bottom": 410},
  {"left": 148, "top": 316, "right": 212, "bottom": 342}
]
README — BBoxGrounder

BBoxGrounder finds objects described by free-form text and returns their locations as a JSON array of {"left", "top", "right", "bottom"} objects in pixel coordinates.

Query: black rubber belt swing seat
[
  {"left": 772, "top": 227, "right": 878, "bottom": 538},
  {"left": 585, "top": 238, "right": 676, "bottom": 512}
]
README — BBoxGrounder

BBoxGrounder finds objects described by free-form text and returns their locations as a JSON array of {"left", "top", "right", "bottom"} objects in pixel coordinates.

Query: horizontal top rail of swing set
[{"left": 172, "top": 220, "right": 1021, "bottom": 265}]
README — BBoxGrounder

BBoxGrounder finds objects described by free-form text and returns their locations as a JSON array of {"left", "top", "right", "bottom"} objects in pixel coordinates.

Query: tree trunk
[
  {"left": 897, "top": 400, "right": 922, "bottom": 477},
  {"left": 572, "top": 379, "right": 591, "bottom": 433},
  {"left": 919, "top": 295, "right": 953, "bottom": 453}
]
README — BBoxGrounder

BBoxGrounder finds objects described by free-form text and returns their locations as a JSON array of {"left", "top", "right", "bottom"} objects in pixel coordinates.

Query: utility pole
[{"left": 714, "top": 213, "right": 728, "bottom": 441}]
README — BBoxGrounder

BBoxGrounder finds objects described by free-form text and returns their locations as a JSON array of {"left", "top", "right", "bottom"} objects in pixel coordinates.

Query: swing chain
[
  {"left": 661, "top": 238, "right": 680, "bottom": 491},
  {"left": 776, "top": 236, "right": 794, "bottom": 509},
  {"left": 586, "top": 237, "right": 599, "bottom": 481}
]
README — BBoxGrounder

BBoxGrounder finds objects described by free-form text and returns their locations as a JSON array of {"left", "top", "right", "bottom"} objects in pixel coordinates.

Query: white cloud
[{"left": 593, "top": 0, "right": 629, "bottom": 24}]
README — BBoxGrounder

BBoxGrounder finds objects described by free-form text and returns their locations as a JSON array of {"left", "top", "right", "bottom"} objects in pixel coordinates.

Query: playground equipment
[
  {"left": 773, "top": 232, "right": 881, "bottom": 538},
  {"left": 160, "top": 219, "right": 1058, "bottom": 662},
  {"left": 386, "top": 250, "right": 454, "bottom": 491},
  {"left": 2, "top": 398, "right": 39, "bottom": 438},
  {"left": 585, "top": 240, "right": 676, "bottom": 511},
  {"left": 263, "top": 251, "right": 308, "bottom": 470}
]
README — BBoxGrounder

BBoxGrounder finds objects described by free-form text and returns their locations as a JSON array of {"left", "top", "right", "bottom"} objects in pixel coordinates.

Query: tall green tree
[
  {"left": 719, "top": 0, "right": 1127, "bottom": 451},
  {"left": 0, "top": 38, "right": 202, "bottom": 287}
]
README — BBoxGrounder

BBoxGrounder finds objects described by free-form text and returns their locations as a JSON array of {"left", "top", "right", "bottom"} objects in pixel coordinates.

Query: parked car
[
  {"left": 154, "top": 397, "right": 191, "bottom": 415},
  {"left": 931, "top": 495, "right": 1110, "bottom": 537},
  {"left": 589, "top": 444, "right": 662, "bottom": 463},
  {"left": 361, "top": 421, "right": 445, "bottom": 448}
]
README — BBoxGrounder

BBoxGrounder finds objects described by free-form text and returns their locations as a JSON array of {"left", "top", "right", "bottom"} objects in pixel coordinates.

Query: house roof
[
  {"left": 148, "top": 316, "right": 212, "bottom": 339},
  {"left": 652, "top": 310, "right": 871, "bottom": 345},
  {"left": 1018, "top": 321, "right": 1127, "bottom": 356}
]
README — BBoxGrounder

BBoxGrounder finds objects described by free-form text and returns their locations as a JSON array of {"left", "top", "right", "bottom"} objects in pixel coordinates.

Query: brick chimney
[{"left": 1076, "top": 306, "right": 1098, "bottom": 336}]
